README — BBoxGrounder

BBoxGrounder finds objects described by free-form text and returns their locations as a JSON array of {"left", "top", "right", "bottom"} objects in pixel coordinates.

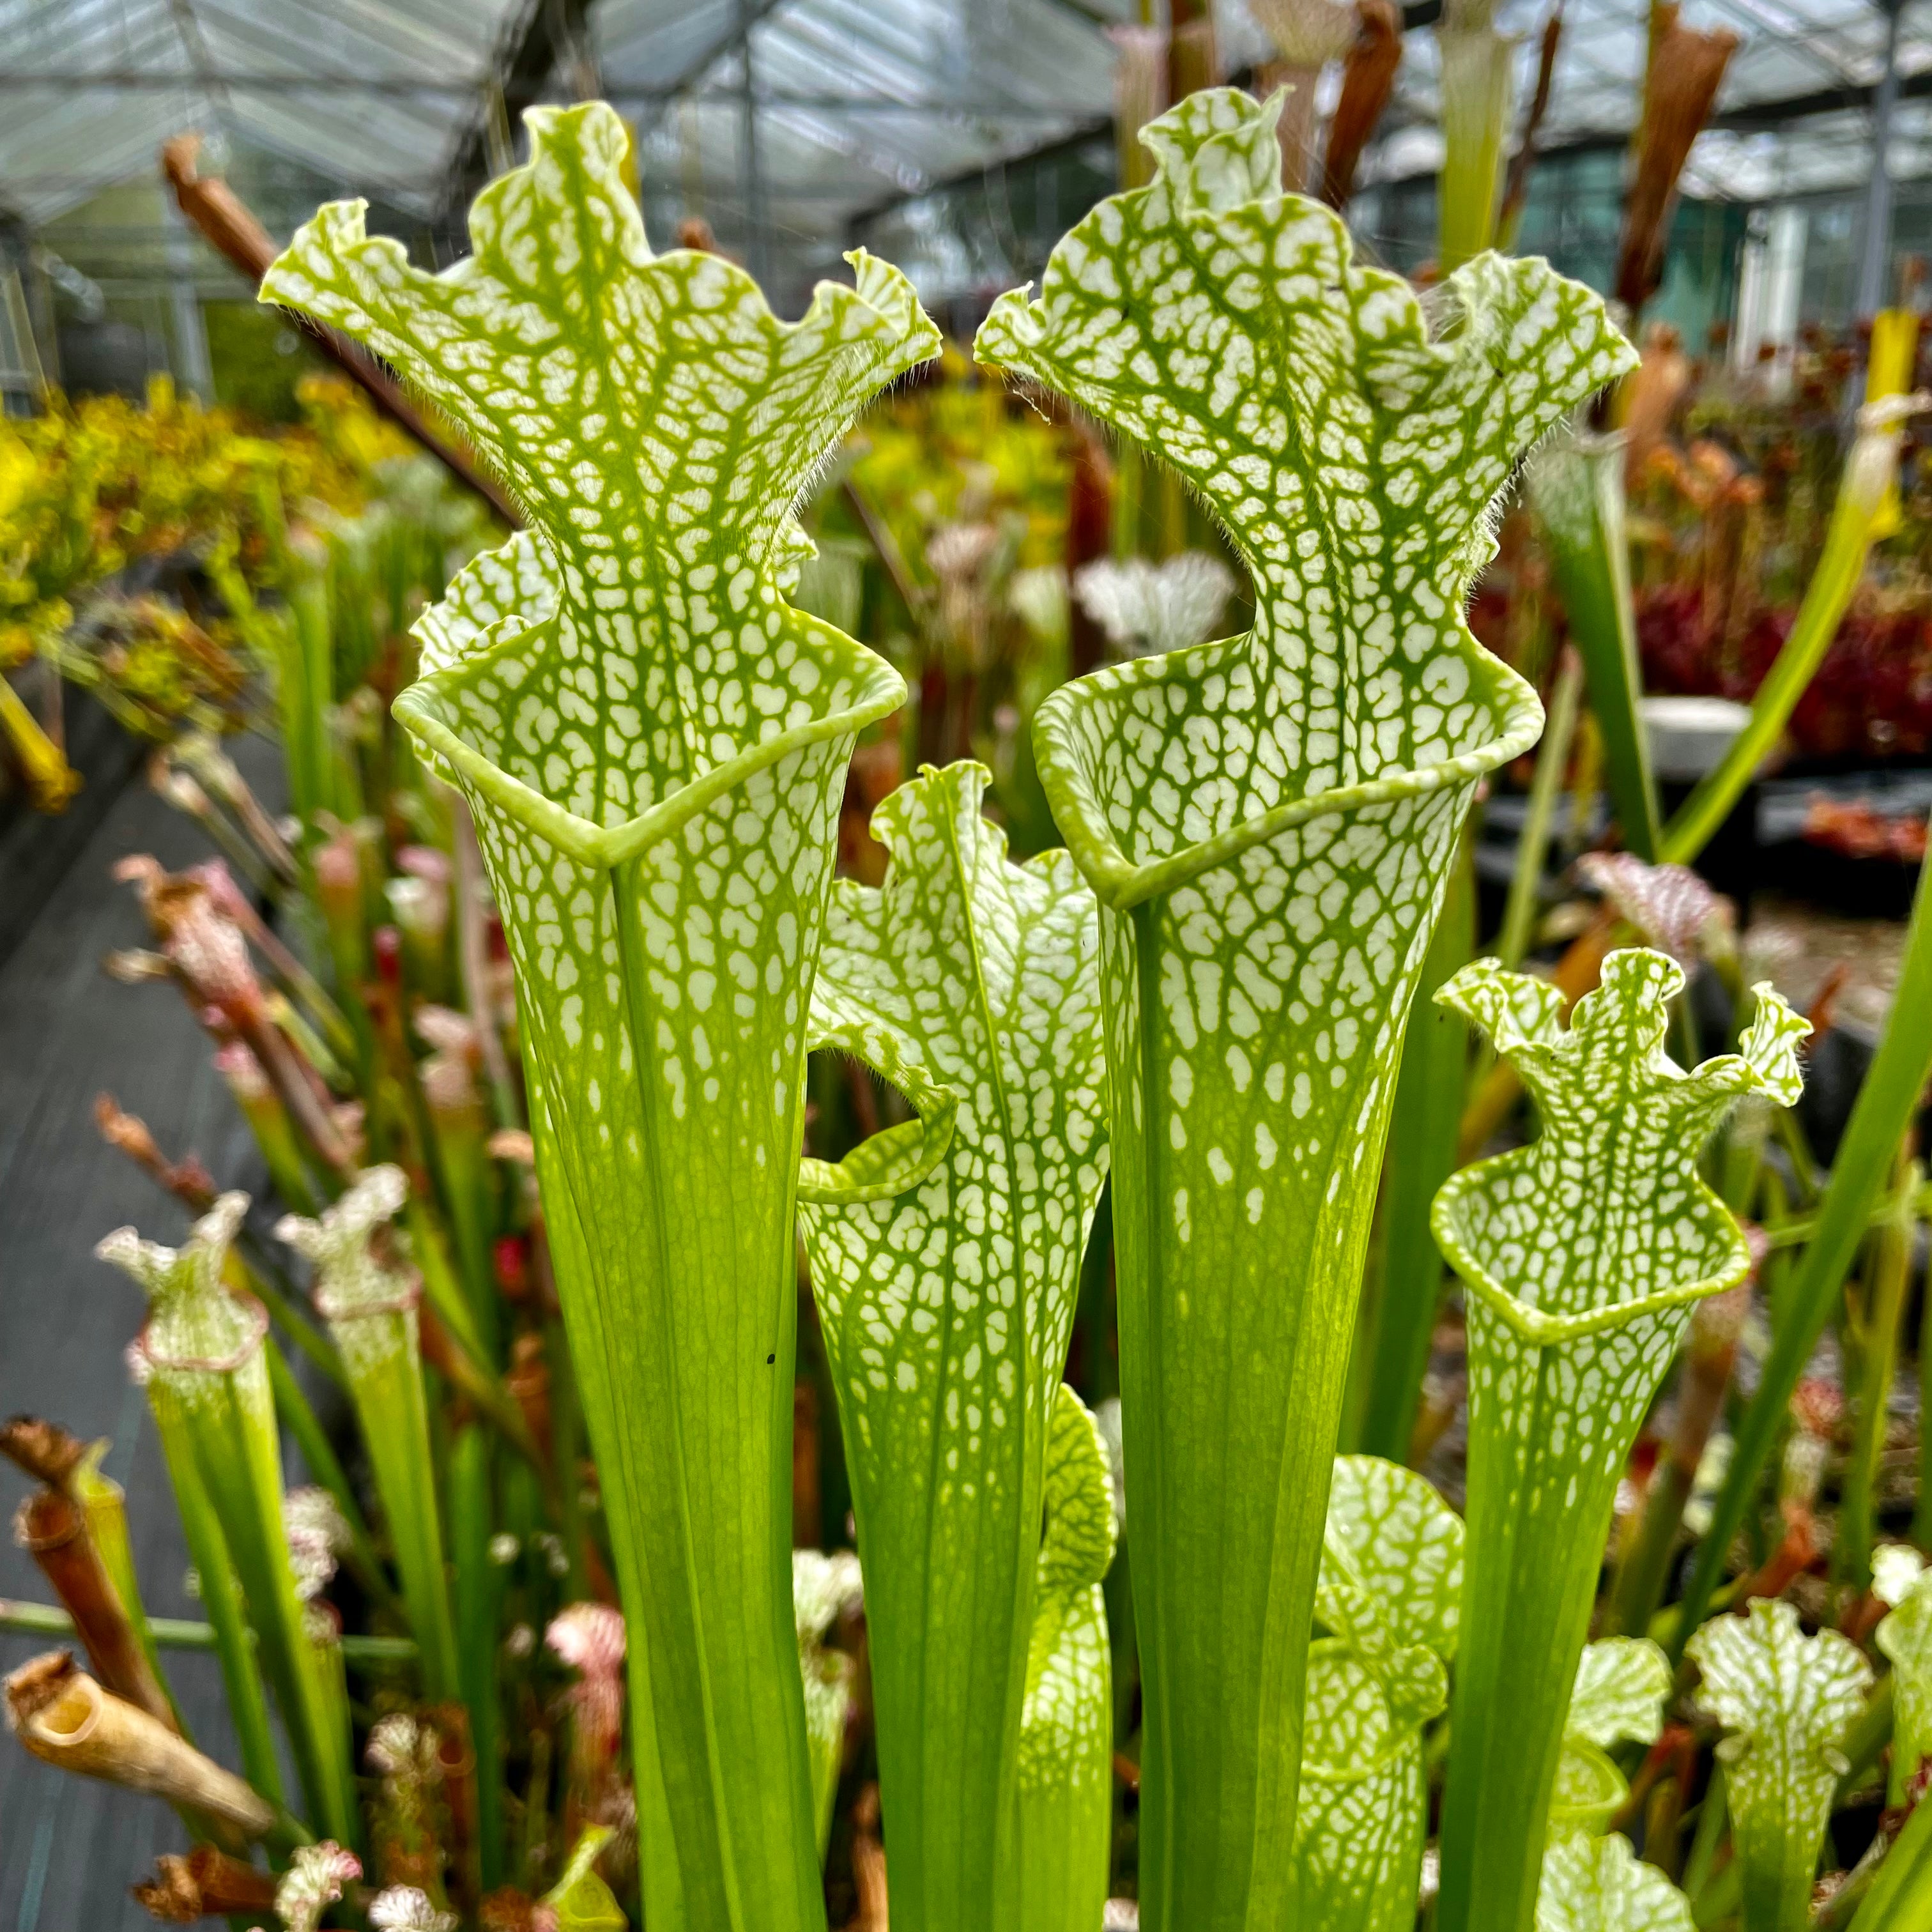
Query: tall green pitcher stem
[
  {"left": 795, "top": 764, "right": 1105, "bottom": 1931},
  {"left": 976, "top": 88, "right": 1630, "bottom": 1924},
  {"left": 276, "top": 1166, "right": 460, "bottom": 1704},
  {"left": 263, "top": 100, "right": 940, "bottom": 1923},
  {"left": 1430, "top": 955, "right": 1807, "bottom": 1932},
  {"left": 99, "top": 1193, "right": 360, "bottom": 1844}
]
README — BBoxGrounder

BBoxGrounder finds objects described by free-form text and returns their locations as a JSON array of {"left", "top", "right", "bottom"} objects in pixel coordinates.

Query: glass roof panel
[
  {"left": 0, "top": 0, "right": 1921, "bottom": 285},
  {"left": 1363, "top": 0, "right": 1928, "bottom": 199},
  {"left": 0, "top": 0, "right": 519, "bottom": 223}
]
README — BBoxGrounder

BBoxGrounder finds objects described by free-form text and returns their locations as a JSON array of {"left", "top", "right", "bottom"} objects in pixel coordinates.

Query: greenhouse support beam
[
  {"left": 737, "top": 0, "right": 771, "bottom": 286},
  {"left": 1854, "top": 0, "right": 1906, "bottom": 319},
  {"left": 443, "top": 0, "right": 599, "bottom": 209},
  {"left": 0, "top": 75, "right": 1094, "bottom": 116},
  {"left": 161, "top": 195, "right": 212, "bottom": 404}
]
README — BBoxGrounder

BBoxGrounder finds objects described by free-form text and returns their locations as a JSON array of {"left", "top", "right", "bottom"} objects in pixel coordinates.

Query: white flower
[
  {"left": 284, "top": 1486, "right": 348, "bottom": 1601},
  {"left": 274, "top": 1843, "right": 360, "bottom": 1932},
  {"left": 1873, "top": 1544, "right": 1929, "bottom": 1608},
  {"left": 792, "top": 1548, "right": 864, "bottom": 1645},
  {"left": 369, "top": 1887, "right": 457, "bottom": 1932},
  {"left": 365, "top": 1711, "right": 439, "bottom": 1783},
  {"left": 925, "top": 521, "right": 999, "bottom": 585},
  {"left": 1073, "top": 553, "right": 1236, "bottom": 657},
  {"left": 547, "top": 1602, "right": 626, "bottom": 1679}
]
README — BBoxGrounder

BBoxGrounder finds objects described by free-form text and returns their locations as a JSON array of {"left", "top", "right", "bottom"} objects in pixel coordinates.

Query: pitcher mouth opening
[
  {"left": 1431, "top": 1160, "right": 1751, "bottom": 1348},
  {"left": 394, "top": 615, "right": 905, "bottom": 876},
  {"left": 1031, "top": 640, "right": 1542, "bottom": 915}
]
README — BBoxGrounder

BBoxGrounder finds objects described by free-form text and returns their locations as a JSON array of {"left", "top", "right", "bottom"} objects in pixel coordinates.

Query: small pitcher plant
[
  {"left": 276, "top": 1166, "right": 460, "bottom": 1706},
  {"left": 1432, "top": 951, "right": 1807, "bottom": 1932},
  {"left": 98, "top": 1193, "right": 360, "bottom": 1845},
  {"left": 796, "top": 759, "right": 1107, "bottom": 1929},
  {"left": 1685, "top": 1599, "right": 1875, "bottom": 1929},
  {"left": 1292, "top": 1456, "right": 1464, "bottom": 1929}
]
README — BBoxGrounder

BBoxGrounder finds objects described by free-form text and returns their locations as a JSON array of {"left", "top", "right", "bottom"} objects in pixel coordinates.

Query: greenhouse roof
[
  {"left": 0, "top": 0, "right": 526, "bottom": 223},
  {"left": 0, "top": 0, "right": 1922, "bottom": 279},
  {"left": 609, "top": 0, "right": 1117, "bottom": 267},
  {"left": 1359, "top": 0, "right": 1932, "bottom": 201}
]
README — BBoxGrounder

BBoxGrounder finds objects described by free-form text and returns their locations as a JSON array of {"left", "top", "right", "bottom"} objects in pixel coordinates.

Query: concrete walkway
[{"left": 0, "top": 756, "right": 274, "bottom": 1931}]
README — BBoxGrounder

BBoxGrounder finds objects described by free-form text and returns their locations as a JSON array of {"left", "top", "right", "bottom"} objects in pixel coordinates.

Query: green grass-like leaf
[
  {"left": 1675, "top": 855, "right": 1932, "bottom": 1660},
  {"left": 263, "top": 101, "right": 940, "bottom": 1927},
  {"left": 972, "top": 84, "right": 1632, "bottom": 1927},
  {"left": 795, "top": 762, "right": 1109, "bottom": 1928},
  {"left": 1525, "top": 430, "right": 1661, "bottom": 861},
  {"left": 1432, "top": 951, "right": 1807, "bottom": 1932}
]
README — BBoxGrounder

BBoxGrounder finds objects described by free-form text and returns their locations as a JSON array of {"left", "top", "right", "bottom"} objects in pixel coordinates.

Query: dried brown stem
[
  {"left": 11, "top": 1489, "right": 176, "bottom": 1730},
  {"left": 1320, "top": 0, "right": 1404, "bottom": 208},
  {"left": 1613, "top": 3, "right": 1739, "bottom": 314},
  {"left": 172, "top": 740, "right": 300, "bottom": 887},
  {"left": 1620, "top": 324, "right": 1693, "bottom": 472},
  {"left": 116, "top": 862, "right": 357, "bottom": 1179},
  {"left": 4, "top": 1651, "right": 277, "bottom": 1836},
  {"left": 1066, "top": 418, "right": 1114, "bottom": 677},
  {"left": 1740, "top": 1508, "right": 1818, "bottom": 1604},
  {"left": 162, "top": 134, "right": 522, "bottom": 526},
  {"left": 479, "top": 1891, "right": 544, "bottom": 1931},
  {"left": 433, "top": 1703, "right": 483, "bottom": 1917},
  {"left": 132, "top": 1845, "right": 279, "bottom": 1923},
  {"left": 1109, "top": 24, "right": 1169, "bottom": 192},
  {"left": 1168, "top": 0, "right": 1220, "bottom": 102},
  {"left": 0, "top": 1416, "right": 88, "bottom": 1491},
  {"left": 95, "top": 1096, "right": 220, "bottom": 1214},
  {"left": 847, "top": 1781, "right": 891, "bottom": 1932},
  {"left": 793, "top": 1377, "right": 822, "bottom": 1550},
  {"left": 1669, "top": 1284, "right": 1749, "bottom": 1485},
  {"left": 507, "top": 1335, "right": 554, "bottom": 1464},
  {"left": 1408, "top": 1367, "right": 1468, "bottom": 1468},
  {"left": 243, "top": 1011, "right": 357, "bottom": 1179},
  {"left": 1496, "top": 6, "right": 1563, "bottom": 242},
  {"left": 193, "top": 864, "right": 349, "bottom": 1055}
]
